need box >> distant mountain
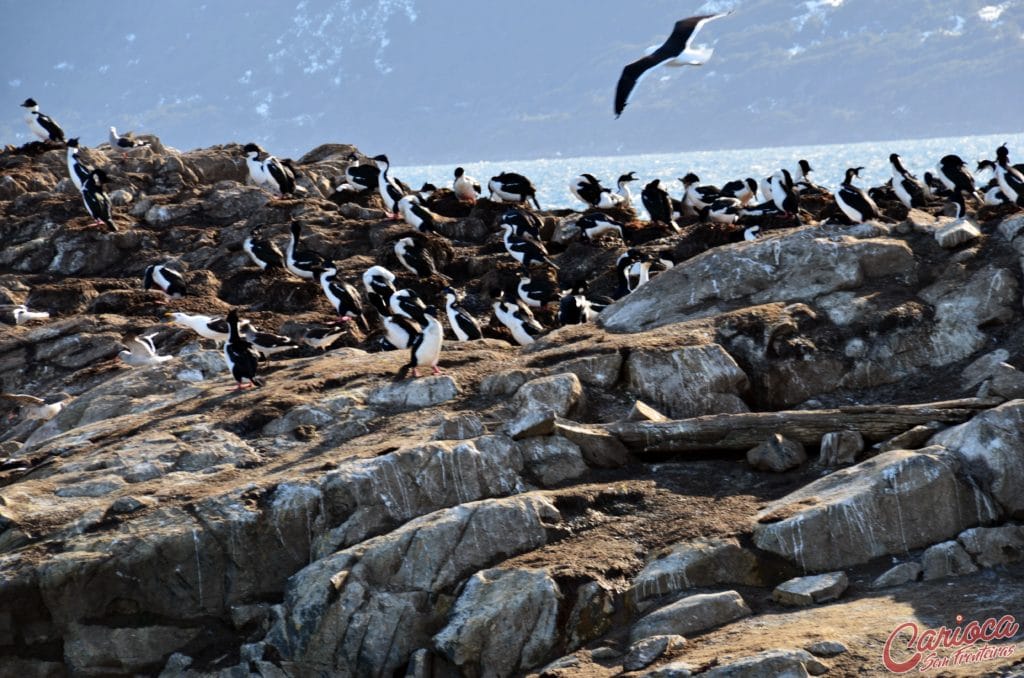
[2,0,1021,163]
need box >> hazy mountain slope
[1,0,1020,162]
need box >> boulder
[433,413,486,440]
[805,640,848,658]
[624,344,750,418]
[263,495,561,675]
[921,540,979,580]
[367,375,460,411]
[552,419,630,468]
[506,373,584,435]
[875,422,946,453]
[630,590,751,642]
[517,436,588,486]
[957,524,1024,568]
[433,568,561,678]
[772,572,848,606]
[991,363,1024,399]
[934,219,981,248]
[565,581,615,651]
[961,350,1012,389]
[870,562,922,589]
[699,649,828,677]
[929,400,1024,516]
[623,635,686,671]
[65,623,201,674]
[556,352,623,388]
[747,434,806,472]
[818,430,864,467]
[601,229,914,332]
[627,538,762,610]
[754,447,998,572]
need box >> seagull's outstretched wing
[0,393,45,407]
[614,12,731,117]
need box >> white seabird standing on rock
[286,221,327,279]
[166,311,251,346]
[373,154,405,218]
[243,143,297,196]
[108,126,148,159]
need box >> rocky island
[1,138,1023,677]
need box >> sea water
[397,132,1024,213]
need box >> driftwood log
[598,397,1002,453]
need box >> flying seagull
[614,12,730,117]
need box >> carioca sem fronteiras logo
[882,614,1019,673]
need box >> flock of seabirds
[5,11,1024,425]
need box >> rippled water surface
[397,132,1024,212]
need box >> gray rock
[433,568,561,678]
[999,213,1024,245]
[624,344,750,419]
[930,400,1024,515]
[772,572,848,606]
[602,230,914,332]
[934,219,982,248]
[367,375,460,411]
[805,640,848,658]
[479,369,536,397]
[513,373,584,419]
[108,496,147,515]
[957,524,1024,568]
[922,540,979,580]
[122,462,164,483]
[557,352,623,388]
[505,409,556,440]
[747,433,806,472]
[55,477,125,498]
[700,649,827,677]
[623,635,686,671]
[643,662,694,677]
[630,590,751,642]
[961,350,1012,389]
[565,581,615,651]
[65,623,201,674]
[517,436,588,486]
[875,422,946,453]
[871,562,922,589]
[627,538,762,610]
[553,419,630,468]
[627,400,671,423]
[991,362,1024,399]
[433,413,486,440]
[818,430,864,467]
[263,495,561,676]
[754,447,997,572]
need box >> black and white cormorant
[443,287,483,341]
[20,98,64,142]
[224,309,263,389]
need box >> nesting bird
[834,167,881,224]
[1,392,68,421]
[243,229,286,270]
[286,221,327,279]
[889,154,927,209]
[65,138,93,191]
[394,237,450,281]
[500,224,559,269]
[442,287,483,341]
[11,305,50,325]
[20,98,64,142]
[243,143,297,196]
[453,167,482,203]
[492,296,545,346]
[143,264,187,301]
[489,172,541,209]
[373,154,405,218]
[318,266,367,330]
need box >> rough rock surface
[2,140,1024,676]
